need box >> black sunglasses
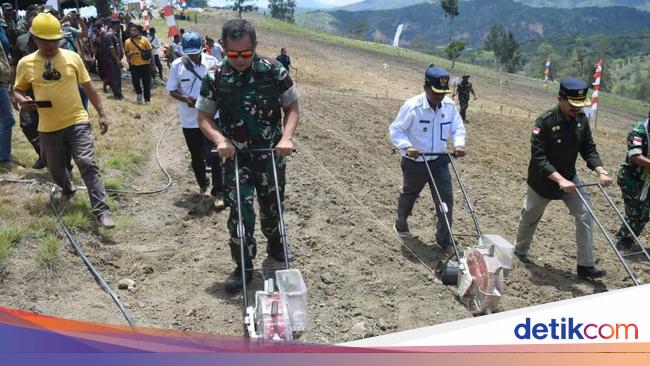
[43,59,61,81]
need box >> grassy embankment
[0,68,170,270]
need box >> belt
[404,155,439,163]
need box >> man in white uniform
[389,66,466,254]
[166,31,224,209]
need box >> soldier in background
[615,110,650,252]
[452,74,476,123]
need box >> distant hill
[298,0,650,47]
[335,0,650,12]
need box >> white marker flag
[392,24,404,47]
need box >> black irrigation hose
[48,187,136,327]
[0,117,178,328]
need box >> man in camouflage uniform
[452,74,476,123]
[615,111,650,251]
[196,19,300,293]
[1,3,17,53]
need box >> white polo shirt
[166,53,219,128]
[389,93,466,162]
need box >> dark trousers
[130,64,152,102]
[459,100,469,121]
[104,58,123,99]
[182,128,223,196]
[223,155,286,265]
[152,55,163,79]
[39,123,110,215]
[397,156,454,246]
[19,108,41,157]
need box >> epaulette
[540,109,554,121]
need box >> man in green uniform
[513,77,613,280]
[196,19,300,293]
[452,74,476,122]
[615,111,650,251]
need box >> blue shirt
[276,54,290,69]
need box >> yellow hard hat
[29,13,64,41]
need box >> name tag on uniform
[181,78,190,82]
[419,120,430,124]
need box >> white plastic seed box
[482,234,515,276]
[275,269,308,332]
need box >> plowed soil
[1,11,649,344]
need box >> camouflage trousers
[223,153,286,266]
[616,173,650,240]
[459,97,469,121]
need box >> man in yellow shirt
[124,23,153,104]
[13,13,115,229]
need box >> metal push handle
[420,152,483,238]
[233,153,250,336]
[574,183,641,285]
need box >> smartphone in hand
[33,100,53,108]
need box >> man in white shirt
[170,33,184,62]
[166,31,224,209]
[389,66,466,254]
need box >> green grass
[36,233,60,265]
[104,176,126,191]
[61,200,93,230]
[29,217,58,237]
[25,195,52,216]
[105,150,145,174]
[0,225,24,263]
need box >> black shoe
[435,241,455,256]
[514,250,532,264]
[61,183,77,203]
[267,247,295,262]
[225,265,253,293]
[577,265,607,280]
[32,159,46,169]
[393,220,413,239]
[616,237,633,251]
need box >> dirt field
[1,12,649,344]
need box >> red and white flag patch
[532,127,541,135]
[632,136,643,146]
